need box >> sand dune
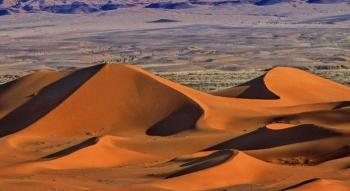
[0,64,349,190]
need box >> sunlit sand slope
[0,64,349,191]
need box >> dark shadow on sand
[206,124,342,151]
[146,103,203,136]
[166,150,236,178]
[0,64,104,137]
[42,137,99,160]
[212,75,280,100]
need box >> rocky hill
[0,0,349,15]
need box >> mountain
[0,0,349,15]
[0,0,135,14]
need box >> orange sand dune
[0,64,349,191]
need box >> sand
[0,64,349,190]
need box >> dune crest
[0,64,349,190]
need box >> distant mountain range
[0,0,349,15]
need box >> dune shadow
[206,124,342,151]
[281,178,320,191]
[146,103,203,136]
[213,75,279,99]
[0,65,103,137]
[334,101,350,110]
[166,150,236,179]
[0,75,24,93]
[42,137,99,160]
[312,144,350,164]
[236,75,279,99]
[275,108,350,126]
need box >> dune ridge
[0,64,349,190]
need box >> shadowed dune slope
[213,66,350,103]
[0,65,102,137]
[212,75,280,99]
[264,67,350,104]
[282,178,350,191]
[206,124,343,151]
[0,70,71,119]
[4,64,202,140]
[0,64,349,191]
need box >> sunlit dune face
[0,64,349,191]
